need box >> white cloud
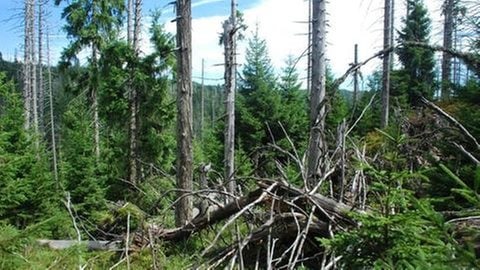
[192,0,224,8]
[158,0,447,89]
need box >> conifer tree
[0,73,58,227]
[237,29,280,157]
[397,0,436,105]
[55,0,125,160]
[278,55,308,149]
[60,99,106,218]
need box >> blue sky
[0,0,259,61]
[0,0,444,89]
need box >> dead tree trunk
[92,46,100,160]
[381,0,392,128]
[37,0,44,134]
[175,0,194,227]
[127,0,133,45]
[83,0,99,160]
[352,44,359,112]
[224,0,237,197]
[441,0,454,100]
[23,0,33,130]
[46,30,58,186]
[30,0,38,137]
[200,58,205,140]
[307,0,327,188]
[128,0,141,185]
[307,0,312,95]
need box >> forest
[0,0,480,269]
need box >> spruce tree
[0,73,58,228]
[60,98,106,218]
[240,28,276,94]
[98,13,176,198]
[237,29,281,158]
[278,55,308,150]
[397,0,436,105]
[55,0,125,159]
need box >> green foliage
[278,55,309,150]
[56,0,125,63]
[349,72,382,136]
[241,28,276,95]
[325,199,471,269]
[92,12,176,198]
[60,99,107,219]
[397,0,436,105]
[439,164,480,208]
[0,73,60,230]
[324,128,476,268]
[325,68,348,128]
[236,35,309,176]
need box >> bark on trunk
[175,0,194,227]
[224,0,237,197]
[46,30,58,186]
[307,0,327,188]
[91,45,100,160]
[30,0,38,137]
[37,1,44,134]
[23,0,32,130]
[128,0,141,185]
[200,58,204,140]
[441,0,454,100]
[127,0,133,45]
[381,0,392,128]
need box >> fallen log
[202,212,329,269]
[37,239,121,251]
[146,180,358,244]
[258,179,359,225]
[149,187,269,241]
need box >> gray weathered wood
[128,0,142,184]
[307,0,327,188]
[441,0,454,100]
[381,0,392,128]
[224,0,237,197]
[46,30,58,185]
[175,0,194,227]
[37,240,121,251]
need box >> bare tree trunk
[128,0,141,185]
[307,0,312,95]
[352,44,359,111]
[200,58,205,140]
[441,0,454,100]
[92,46,100,160]
[381,0,392,128]
[38,0,44,134]
[23,0,32,130]
[306,0,327,189]
[175,0,193,227]
[46,30,58,186]
[30,0,38,139]
[127,0,133,45]
[224,0,237,197]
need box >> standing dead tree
[46,29,58,186]
[381,0,392,128]
[175,0,194,227]
[37,0,45,134]
[128,0,142,185]
[223,0,237,198]
[307,0,327,189]
[23,0,36,131]
[442,0,454,100]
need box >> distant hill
[0,53,22,84]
